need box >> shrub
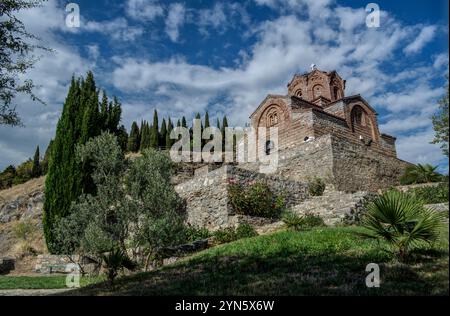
[360,190,445,261]
[213,224,258,244]
[308,177,326,196]
[282,211,304,231]
[13,220,37,254]
[400,164,443,185]
[184,226,211,243]
[101,248,137,286]
[282,211,325,231]
[303,214,326,228]
[213,228,237,244]
[407,183,449,204]
[228,181,285,218]
[235,223,258,239]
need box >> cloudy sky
[0,0,448,172]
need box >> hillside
[0,177,47,273]
[65,226,449,296]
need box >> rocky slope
[0,177,47,261]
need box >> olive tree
[54,132,187,282]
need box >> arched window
[351,105,367,127]
[333,86,340,100]
[267,109,279,127]
[313,85,323,99]
[295,89,303,98]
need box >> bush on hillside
[228,181,285,219]
[406,183,449,204]
[282,211,325,231]
[400,164,443,185]
[213,224,258,244]
[360,190,445,261]
[308,177,326,196]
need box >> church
[175,67,413,229]
[250,66,397,158]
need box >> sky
[0,0,448,173]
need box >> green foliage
[127,121,140,152]
[406,183,449,204]
[101,248,137,285]
[140,121,151,150]
[213,228,238,244]
[150,109,159,149]
[0,165,16,189]
[431,76,449,157]
[184,226,211,243]
[213,224,258,244]
[54,134,186,274]
[400,164,443,185]
[282,211,325,231]
[235,223,258,239]
[360,190,445,261]
[308,177,326,196]
[0,0,50,126]
[228,181,285,219]
[31,146,41,178]
[44,72,123,253]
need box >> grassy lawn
[0,275,103,290]
[65,225,449,296]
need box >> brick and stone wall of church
[175,165,309,231]
[329,135,412,192]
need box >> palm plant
[360,190,444,261]
[400,164,443,185]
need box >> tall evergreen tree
[150,110,159,149]
[160,118,167,148]
[140,121,151,150]
[43,72,123,253]
[166,118,174,148]
[216,118,221,130]
[181,116,187,128]
[127,121,140,152]
[204,111,210,129]
[31,146,41,178]
[221,116,229,147]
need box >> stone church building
[251,67,397,157]
[175,68,413,230]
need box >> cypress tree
[221,116,229,147]
[216,118,221,130]
[166,118,174,148]
[160,118,167,149]
[43,71,123,253]
[127,121,140,152]
[181,116,187,128]
[150,110,159,149]
[204,111,210,129]
[31,145,41,178]
[140,121,151,150]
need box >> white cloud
[84,18,144,41]
[165,3,186,42]
[403,25,437,54]
[396,128,447,170]
[125,0,164,21]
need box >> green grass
[0,275,103,290]
[65,225,449,296]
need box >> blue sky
[0,0,448,172]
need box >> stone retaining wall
[175,165,309,231]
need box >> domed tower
[287,67,346,107]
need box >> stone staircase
[289,189,375,226]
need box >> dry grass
[0,176,45,203]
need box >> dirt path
[0,288,71,296]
